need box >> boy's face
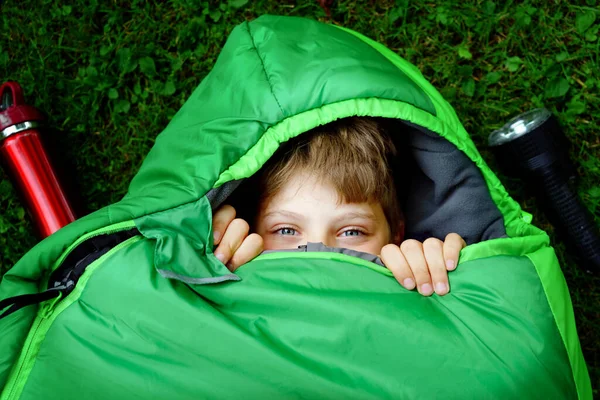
[255,173,392,255]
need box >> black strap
[0,284,70,319]
[1,228,139,320]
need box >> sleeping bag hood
[0,15,592,399]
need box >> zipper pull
[40,288,68,318]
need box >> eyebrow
[262,210,305,220]
[263,210,377,223]
[335,211,378,223]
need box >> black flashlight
[488,108,600,274]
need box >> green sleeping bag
[0,15,592,399]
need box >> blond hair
[256,117,403,240]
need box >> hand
[380,233,466,296]
[212,204,264,272]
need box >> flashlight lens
[488,108,552,146]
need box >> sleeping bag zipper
[0,227,139,319]
[261,242,385,266]
[0,232,142,400]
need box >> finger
[423,238,449,296]
[212,205,236,245]
[443,233,467,271]
[213,218,249,266]
[380,244,416,290]
[227,233,264,272]
[399,240,433,296]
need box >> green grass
[1,0,599,392]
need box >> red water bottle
[0,81,76,238]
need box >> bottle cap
[0,81,45,142]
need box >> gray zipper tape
[261,242,385,267]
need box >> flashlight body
[535,163,600,273]
[0,81,76,238]
[490,112,600,274]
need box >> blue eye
[277,227,297,236]
[341,230,362,237]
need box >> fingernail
[420,283,433,296]
[435,282,448,295]
[215,252,225,263]
[446,260,456,270]
[213,231,220,243]
[403,278,416,290]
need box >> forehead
[266,173,347,206]
[263,173,384,216]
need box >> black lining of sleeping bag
[396,120,507,244]
[48,228,140,291]
[207,179,243,210]
[0,228,139,320]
